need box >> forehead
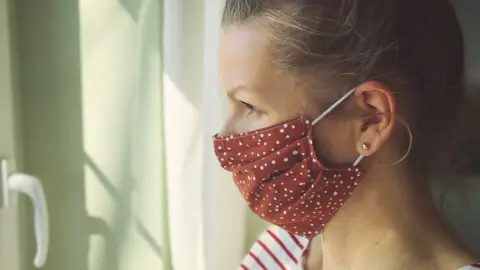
[218,23,317,120]
[218,23,272,92]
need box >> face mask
[213,88,365,239]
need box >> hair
[222,0,480,176]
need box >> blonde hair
[222,0,480,176]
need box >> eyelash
[240,101,262,115]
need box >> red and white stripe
[239,226,308,270]
[239,226,480,270]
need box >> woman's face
[218,23,362,165]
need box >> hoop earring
[379,115,413,167]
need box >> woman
[213,0,480,269]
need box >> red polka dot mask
[213,89,366,239]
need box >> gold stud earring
[362,142,370,150]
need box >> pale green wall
[0,1,26,269]
[13,0,166,269]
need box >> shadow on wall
[14,0,164,269]
[85,155,163,270]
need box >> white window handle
[0,159,49,268]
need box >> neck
[306,164,475,270]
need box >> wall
[0,0,26,269]
[433,0,480,255]
[454,0,480,88]
[14,0,166,269]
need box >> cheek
[312,120,357,165]
[219,112,272,137]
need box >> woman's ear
[353,81,396,156]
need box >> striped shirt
[240,226,480,270]
[240,226,308,270]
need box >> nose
[218,119,234,137]
[217,112,242,137]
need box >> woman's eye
[240,101,262,115]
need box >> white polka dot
[276,141,280,144]
[284,158,289,162]
[293,151,298,155]
[280,129,285,133]
[260,134,264,137]
[272,160,276,164]
[333,191,338,195]
[292,125,295,129]
[218,146,222,150]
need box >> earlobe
[356,127,382,156]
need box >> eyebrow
[227,85,248,97]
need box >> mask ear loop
[311,88,357,126]
[310,88,362,167]
[353,155,365,166]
